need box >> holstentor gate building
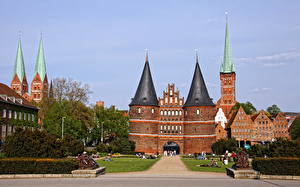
[128,19,236,154]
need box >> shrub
[247,138,300,158]
[252,158,300,175]
[0,158,78,174]
[211,138,238,155]
[247,144,268,157]
[96,138,135,154]
[3,128,83,158]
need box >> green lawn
[181,158,234,173]
[97,157,159,173]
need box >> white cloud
[251,87,271,93]
[255,52,300,61]
[263,62,286,67]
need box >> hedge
[252,157,300,176]
[0,158,79,174]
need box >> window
[180,100,182,105]
[164,110,167,115]
[24,113,26,120]
[14,111,17,119]
[175,111,178,116]
[196,109,200,115]
[175,97,178,103]
[170,90,173,95]
[19,112,22,120]
[151,108,154,114]
[171,111,174,116]
[28,113,31,121]
[170,97,173,104]
[138,108,141,114]
[160,111,163,115]
[168,111,171,116]
[2,109,6,118]
[8,110,12,119]
[32,114,35,121]
[160,100,163,105]
[165,98,168,104]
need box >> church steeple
[129,53,158,106]
[184,53,214,107]
[220,13,235,73]
[34,36,47,82]
[31,35,49,103]
[11,38,28,95]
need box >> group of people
[163,150,177,157]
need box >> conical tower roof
[34,37,47,82]
[129,53,158,106]
[13,39,26,82]
[184,54,214,107]
[220,14,235,73]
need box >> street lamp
[61,117,66,139]
[101,121,104,143]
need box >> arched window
[170,97,173,104]
[164,110,167,115]
[151,108,155,114]
[160,110,163,115]
[138,108,141,114]
[175,111,178,116]
[171,111,174,116]
[179,111,182,115]
[168,111,171,116]
[196,109,200,115]
[165,98,168,104]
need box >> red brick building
[128,52,216,154]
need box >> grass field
[181,158,234,173]
[97,157,159,173]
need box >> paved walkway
[106,156,225,177]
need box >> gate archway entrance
[163,141,180,154]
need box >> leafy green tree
[92,106,129,145]
[211,138,238,155]
[267,104,281,116]
[232,102,257,115]
[290,116,300,140]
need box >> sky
[0,0,299,112]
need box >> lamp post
[61,117,66,139]
[101,121,104,143]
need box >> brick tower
[217,15,236,116]
[11,39,29,96]
[128,52,159,153]
[31,37,49,103]
[182,53,217,153]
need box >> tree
[267,104,281,116]
[211,138,238,155]
[290,116,300,140]
[91,106,129,145]
[41,78,93,141]
[52,78,91,104]
[232,102,257,115]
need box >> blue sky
[0,0,299,111]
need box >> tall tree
[290,116,300,140]
[267,104,281,116]
[232,102,257,115]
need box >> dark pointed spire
[184,55,215,107]
[129,53,158,106]
[49,80,54,98]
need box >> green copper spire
[34,36,47,82]
[13,39,26,81]
[220,13,236,73]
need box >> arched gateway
[163,141,180,154]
